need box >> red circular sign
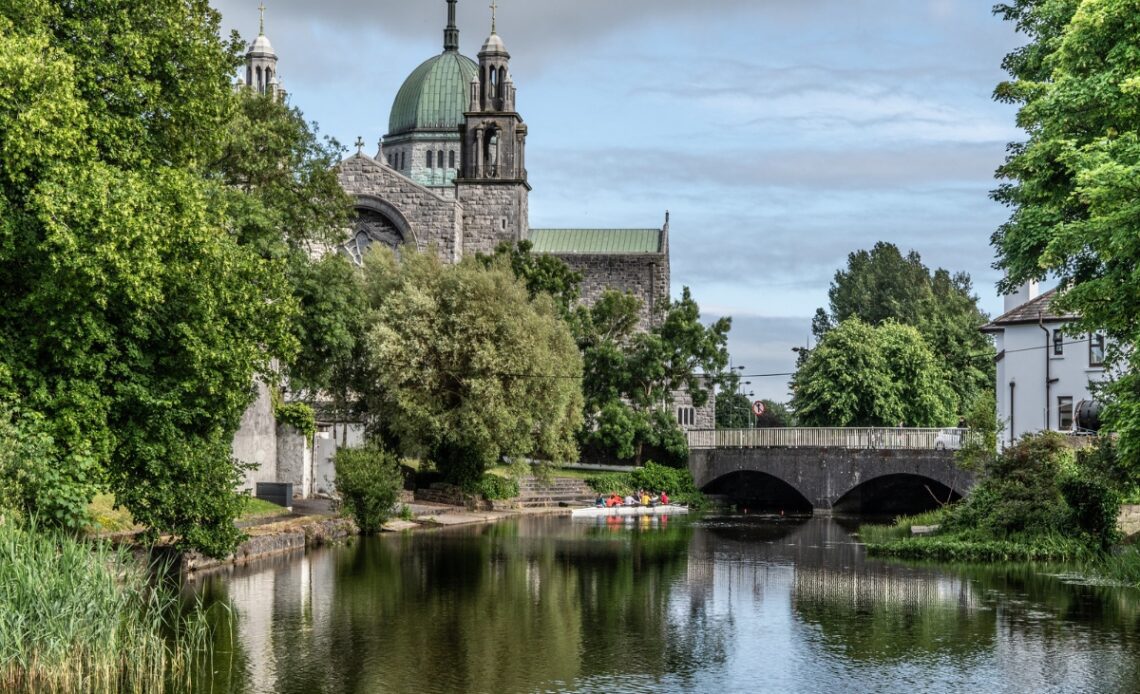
[751,400,766,417]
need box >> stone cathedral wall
[552,253,671,331]
[338,155,463,262]
[458,183,528,255]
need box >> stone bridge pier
[689,448,974,515]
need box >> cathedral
[231,1,712,496]
[242,0,672,329]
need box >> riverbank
[860,504,1140,585]
[177,499,568,573]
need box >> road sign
[751,400,766,417]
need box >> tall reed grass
[0,518,211,693]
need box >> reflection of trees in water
[566,519,731,685]
[190,517,731,693]
[695,517,995,662]
[189,516,1140,693]
[793,565,992,662]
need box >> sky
[211,0,1027,401]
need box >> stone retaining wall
[413,483,469,506]
[179,517,357,573]
[1119,504,1140,538]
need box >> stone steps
[516,477,595,508]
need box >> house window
[426,151,433,169]
[1053,329,1064,356]
[1058,396,1074,431]
[1089,333,1106,367]
[677,407,695,427]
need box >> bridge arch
[689,446,973,514]
[701,470,813,514]
[831,473,963,515]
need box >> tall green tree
[477,241,583,320]
[991,0,1140,473]
[812,242,994,413]
[792,319,956,427]
[578,289,731,466]
[0,1,348,554]
[357,249,584,485]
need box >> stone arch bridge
[687,428,974,515]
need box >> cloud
[212,0,1019,351]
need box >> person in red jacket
[659,490,670,506]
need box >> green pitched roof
[388,51,478,136]
[529,229,664,255]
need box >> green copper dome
[388,51,478,136]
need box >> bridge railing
[686,428,966,451]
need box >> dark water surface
[189,515,1140,693]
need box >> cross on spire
[355,136,365,156]
[489,0,498,34]
[258,1,266,35]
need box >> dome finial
[444,0,459,52]
[258,1,266,36]
[489,0,498,34]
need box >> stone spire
[444,0,459,52]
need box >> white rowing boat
[570,504,689,518]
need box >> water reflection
[191,516,1140,694]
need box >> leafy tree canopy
[792,319,956,427]
[477,241,583,320]
[357,249,584,486]
[0,1,350,554]
[812,242,995,414]
[991,0,1140,469]
[579,288,730,466]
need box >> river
[189,515,1140,693]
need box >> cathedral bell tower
[243,2,284,101]
[456,5,530,254]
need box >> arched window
[485,129,499,175]
[426,151,433,169]
[437,150,444,170]
[255,66,263,93]
[449,150,455,169]
[489,67,498,99]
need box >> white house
[982,283,1109,447]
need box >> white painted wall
[994,319,1108,446]
[232,381,279,492]
[312,423,365,498]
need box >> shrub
[334,445,403,534]
[274,401,316,439]
[1060,475,1121,550]
[472,474,520,501]
[586,461,705,508]
[943,432,1072,537]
